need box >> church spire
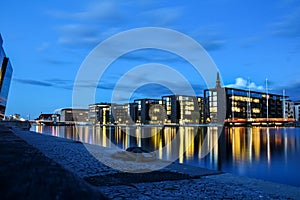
[216,72,221,88]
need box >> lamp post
[266,79,269,122]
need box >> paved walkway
[0,125,106,199]
[2,125,300,199]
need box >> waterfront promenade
[1,125,300,199]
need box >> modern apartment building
[162,95,203,124]
[88,103,111,124]
[111,103,131,124]
[0,34,13,119]
[204,73,294,125]
[87,73,295,125]
[134,99,163,124]
[294,102,300,122]
[61,108,89,122]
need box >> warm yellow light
[252,108,260,113]
[210,108,217,112]
[253,99,260,103]
[231,96,260,103]
[232,107,241,112]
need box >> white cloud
[226,77,264,91]
[235,77,247,87]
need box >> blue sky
[1,0,300,119]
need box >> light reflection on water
[31,125,300,187]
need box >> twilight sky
[1,0,300,119]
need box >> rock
[111,147,156,162]
[125,147,150,153]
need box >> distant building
[60,108,89,122]
[129,103,138,123]
[203,72,227,123]
[162,95,202,124]
[134,99,163,124]
[111,104,131,124]
[204,73,293,125]
[283,100,294,119]
[88,103,111,124]
[36,113,60,121]
[87,73,297,126]
[294,102,300,122]
[0,34,13,119]
[111,103,138,124]
[88,102,138,124]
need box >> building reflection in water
[32,124,300,186]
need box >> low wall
[0,121,31,130]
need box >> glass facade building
[88,103,111,124]
[0,34,13,119]
[134,99,162,124]
[204,73,293,125]
[61,108,89,122]
[87,73,294,125]
[162,95,203,124]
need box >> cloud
[42,58,73,65]
[48,1,122,22]
[190,26,227,51]
[45,78,71,85]
[14,78,54,87]
[50,1,186,49]
[239,36,263,49]
[141,7,183,26]
[200,39,226,51]
[226,77,264,91]
[58,35,101,48]
[228,76,300,101]
[14,77,112,90]
[50,1,126,48]
[13,78,72,90]
[58,24,98,37]
[51,1,226,54]
[57,24,102,47]
[116,49,183,64]
[273,81,300,101]
[271,7,300,38]
[36,42,50,52]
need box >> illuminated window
[185,111,191,115]
[252,108,260,113]
[232,107,241,112]
[210,108,217,113]
[153,108,160,112]
[253,99,260,103]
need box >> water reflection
[32,125,300,186]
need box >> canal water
[31,125,300,187]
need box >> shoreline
[31,121,298,128]
[2,126,300,199]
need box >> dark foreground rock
[84,171,192,186]
[0,125,106,200]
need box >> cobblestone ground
[14,128,118,178]
[98,175,300,200]
[0,126,106,199]
[13,128,300,200]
